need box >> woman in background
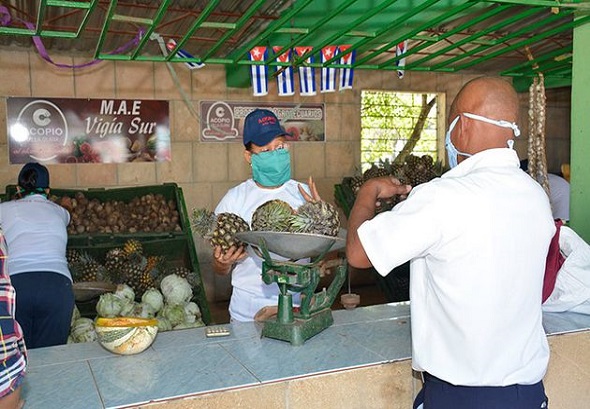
[0,162,74,349]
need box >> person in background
[212,109,317,322]
[0,231,26,409]
[346,77,555,409]
[0,162,74,349]
[520,159,570,221]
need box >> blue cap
[243,109,289,147]
[18,162,50,188]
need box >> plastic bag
[542,226,590,314]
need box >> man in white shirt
[346,77,555,409]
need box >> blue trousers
[11,272,74,349]
[414,372,548,409]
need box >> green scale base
[261,309,334,346]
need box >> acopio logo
[32,108,51,126]
[13,99,69,161]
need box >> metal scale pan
[235,229,346,261]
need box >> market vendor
[346,77,555,409]
[0,162,74,349]
[211,109,317,322]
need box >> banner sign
[199,101,325,142]
[6,97,170,164]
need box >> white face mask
[445,112,520,168]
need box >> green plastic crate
[3,183,211,324]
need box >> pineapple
[104,247,128,284]
[289,201,340,237]
[363,165,390,181]
[120,256,152,299]
[66,248,83,265]
[251,199,294,232]
[70,252,107,283]
[123,239,143,257]
[191,208,250,253]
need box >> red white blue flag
[338,45,355,90]
[396,40,408,79]
[249,46,269,96]
[273,46,295,97]
[166,39,205,70]
[294,46,316,96]
[320,46,338,93]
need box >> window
[360,90,444,172]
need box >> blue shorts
[413,373,548,409]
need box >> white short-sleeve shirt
[358,148,555,386]
[215,179,308,321]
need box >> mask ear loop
[462,112,520,137]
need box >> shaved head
[448,76,520,156]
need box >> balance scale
[236,230,347,346]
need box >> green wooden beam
[405,6,542,70]
[454,12,587,71]
[570,16,590,240]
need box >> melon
[95,317,158,355]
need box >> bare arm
[346,177,411,268]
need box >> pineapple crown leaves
[191,208,216,239]
[251,200,294,232]
[289,200,340,237]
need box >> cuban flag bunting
[338,45,356,90]
[396,40,408,79]
[249,46,269,96]
[294,46,316,96]
[320,46,338,93]
[166,39,205,70]
[273,46,295,96]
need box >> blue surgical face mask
[251,148,291,187]
[445,112,520,169]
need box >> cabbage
[141,288,164,313]
[133,302,156,319]
[119,300,137,317]
[96,293,123,317]
[114,284,135,303]
[160,303,186,327]
[71,318,97,343]
[160,274,192,305]
[71,305,81,327]
[184,302,201,324]
[156,316,172,332]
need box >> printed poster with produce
[199,101,325,142]
[6,97,171,164]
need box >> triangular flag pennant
[273,46,295,97]
[249,46,268,96]
[294,46,316,96]
[338,45,355,90]
[396,40,408,79]
[166,39,205,70]
[320,46,338,93]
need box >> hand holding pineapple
[212,244,247,276]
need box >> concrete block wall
[0,48,571,306]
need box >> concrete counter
[22,303,590,408]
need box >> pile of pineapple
[192,199,340,254]
[68,238,200,301]
[51,192,182,235]
[345,154,442,213]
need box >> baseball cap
[243,109,289,147]
[18,162,50,188]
